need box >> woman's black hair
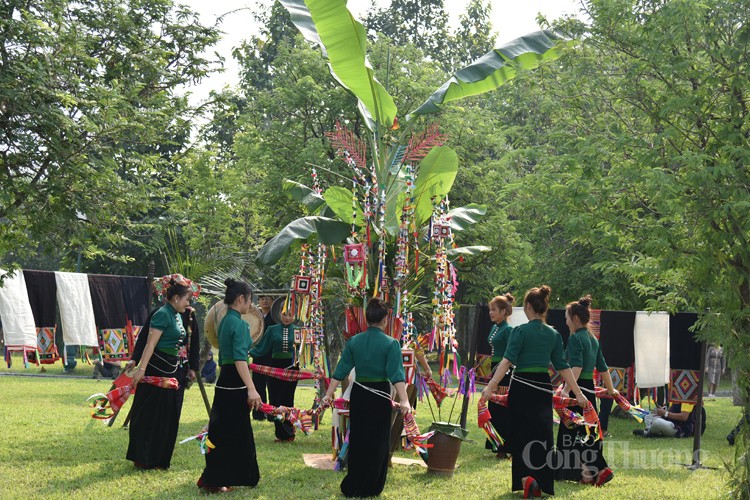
[365,297,390,324]
[165,279,190,301]
[224,278,252,305]
[567,294,593,325]
[524,285,552,316]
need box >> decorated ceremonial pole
[459,304,481,429]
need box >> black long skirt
[198,365,260,488]
[251,353,272,420]
[126,352,187,469]
[267,357,299,440]
[555,378,608,481]
[486,363,513,454]
[341,381,392,498]
[509,372,555,496]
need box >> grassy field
[0,366,743,499]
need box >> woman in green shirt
[249,309,299,442]
[485,292,515,458]
[126,277,195,469]
[198,278,262,493]
[555,295,618,487]
[482,285,587,498]
[322,297,411,498]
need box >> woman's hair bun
[578,294,593,308]
[224,278,236,287]
[504,292,516,305]
[539,285,551,298]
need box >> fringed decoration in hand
[87,375,179,419]
[478,399,504,451]
[402,411,433,463]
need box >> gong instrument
[204,301,265,349]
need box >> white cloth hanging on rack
[634,311,670,388]
[0,268,38,352]
[54,271,98,348]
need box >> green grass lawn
[0,368,743,499]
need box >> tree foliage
[0,0,220,269]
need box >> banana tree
[258,0,570,266]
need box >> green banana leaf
[446,245,492,260]
[284,180,326,212]
[278,0,397,131]
[409,30,571,118]
[447,204,487,231]
[413,146,459,225]
[323,186,363,225]
[256,216,350,266]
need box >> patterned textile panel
[589,309,601,338]
[35,326,59,363]
[669,369,701,404]
[549,366,563,387]
[608,366,635,401]
[98,328,131,360]
[474,354,492,384]
[401,349,415,385]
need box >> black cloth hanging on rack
[546,308,570,347]
[119,276,151,326]
[599,310,636,368]
[87,275,128,329]
[669,312,700,370]
[23,270,57,327]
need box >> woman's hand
[321,393,334,407]
[247,388,261,409]
[125,360,136,373]
[575,392,588,407]
[398,400,412,415]
[481,380,498,401]
[188,369,196,381]
[131,368,145,387]
[607,388,620,398]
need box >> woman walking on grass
[197,279,262,493]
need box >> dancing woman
[126,276,198,469]
[482,285,587,498]
[249,309,299,442]
[322,297,411,498]
[485,293,515,458]
[198,279,262,492]
[556,295,617,486]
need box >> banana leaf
[323,186,363,224]
[278,0,397,131]
[412,146,458,225]
[409,30,571,118]
[256,216,350,266]
[446,246,492,261]
[447,204,487,231]
[284,180,326,212]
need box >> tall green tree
[0,0,220,269]
[364,0,450,65]
[455,1,750,490]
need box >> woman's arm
[480,358,512,400]
[394,381,411,415]
[322,378,341,403]
[415,350,432,378]
[132,328,163,386]
[558,368,588,406]
[236,360,261,408]
[600,370,619,396]
[560,366,582,395]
